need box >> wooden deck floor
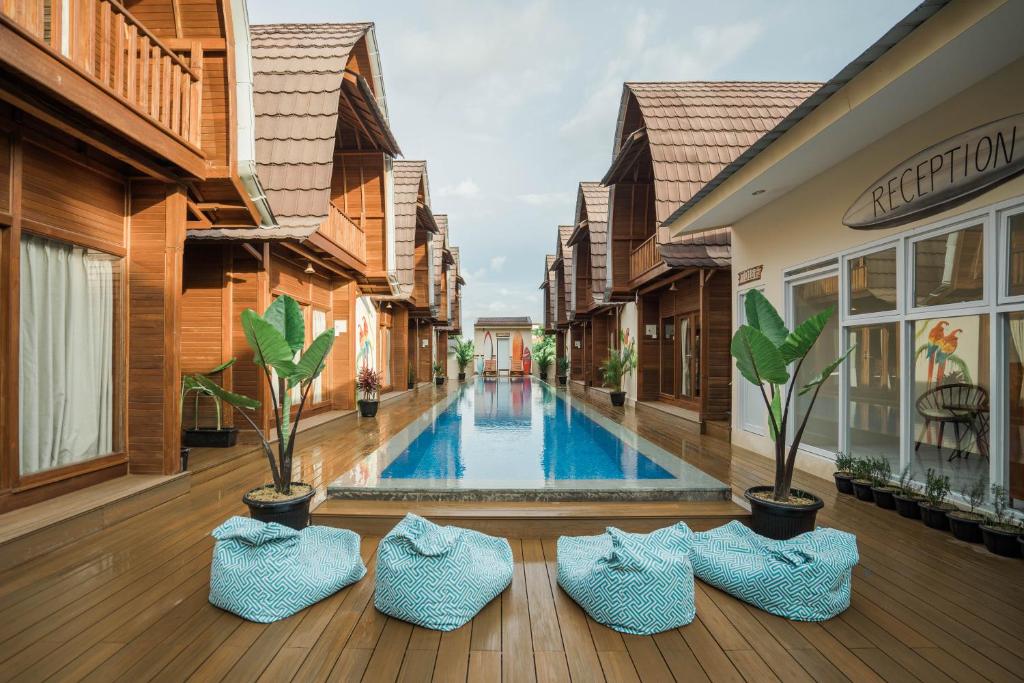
[1,383,1023,682]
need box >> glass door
[660,316,675,395]
[678,313,700,399]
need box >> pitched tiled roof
[540,254,555,289]
[249,23,398,237]
[555,225,574,318]
[660,227,731,268]
[570,182,610,305]
[475,317,532,327]
[605,82,820,231]
[393,160,436,296]
[432,214,448,308]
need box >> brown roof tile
[606,82,820,232]
[571,182,610,306]
[393,160,432,295]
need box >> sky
[247,0,921,330]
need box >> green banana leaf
[732,324,790,386]
[778,307,833,364]
[242,309,298,376]
[289,330,335,387]
[205,358,236,375]
[799,346,855,396]
[744,289,788,347]
[194,374,261,410]
[264,295,306,354]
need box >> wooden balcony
[630,234,659,281]
[314,203,367,271]
[0,0,206,176]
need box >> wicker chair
[509,359,524,377]
[483,359,498,377]
[914,382,989,461]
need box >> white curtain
[20,234,114,475]
[1011,317,1024,403]
[312,309,327,403]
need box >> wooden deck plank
[0,383,1020,683]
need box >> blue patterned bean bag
[691,521,858,621]
[209,516,366,623]
[375,514,513,631]
[557,524,696,635]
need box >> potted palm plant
[832,451,856,494]
[599,332,636,407]
[893,466,924,519]
[194,295,333,530]
[919,468,954,531]
[533,335,555,381]
[433,361,446,385]
[556,357,570,386]
[947,477,986,543]
[180,359,239,449]
[980,485,1022,557]
[730,289,853,539]
[454,337,474,380]
[356,366,382,417]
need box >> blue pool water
[380,379,674,482]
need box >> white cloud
[490,256,507,272]
[516,191,575,207]
[436,179,480,198]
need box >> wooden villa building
[551,224,574,380]
[566,181,615,388]
[597,81,819,428]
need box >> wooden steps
[311,499,750,537]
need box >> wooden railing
[2,0,203,149]
[630,234,659,281]
[320,204,367,264]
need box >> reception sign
[844,113,1024,229]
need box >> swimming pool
[328,378,730,502]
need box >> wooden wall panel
[20,142,125,250]
[228,247,265,434]
[638,296,661,400]
[332,153,385,272]
[180,242,228,428]
[704,271,732,421]
[0,133,10,214]
[570,323,583,379]
[609,180,655,288]
[391,304,409,391]
[417,322,432,383]
[591,313,610,386]
[127,180,184,475]
[330,282,355,409]
[200,53,229,166]
[271,254,308,301]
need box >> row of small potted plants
[833,453,1023,558]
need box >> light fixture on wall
[385,301,393,310]
[304,261,316,275]
[668,281,678,292]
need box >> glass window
[312,309,327,404]
[911,316,989,494]
[848,247,897,315]
[19,233,121,475]
[847,323,900,475]
[792,275,840,453]
[1008,214,1024,297]
[1006,312,1024,504]
[738,290,766,433]
[914,224,984,307]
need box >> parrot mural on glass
[934,328,962,384]
[924,320,948,385]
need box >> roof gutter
[231,1,275,228]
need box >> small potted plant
[433,361,446,385]
[556,357,569,386]
[407,364,416,390]
[947,477,986,543]
[851,458,876,502]
[980,485,1022,557]
[454,337,474,381]
[356,366,383,418]
[196,295,333,530]
[869,459,898,510]
[893,466,923,519]
[730,289,853,539]
[180,359,239,449]
[533,336,555,381]
[919,468,954,531]
[832,451,856,494]
[599,332,636,407]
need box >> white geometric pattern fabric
[691,521,858,621]
[209,516,366,623]
[375,514,513,631]
[557,523,696,635]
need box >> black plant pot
[871,486,898,510]
[408,381,415,390]
[852,480,875,502]
[609,391,626,407]
[179,447,191,472]
[358,399,379,418]
[458,372,466,381]
[182,427,239,448]
[947,512,984,543]
[893,494,922,519]
[435,377,445,386]
[744,486,824,540]
[919,503,954,531]
[558,376,567,386]
[833,473,854,495]
[243,483,315,530]
[980,525,1022,557]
